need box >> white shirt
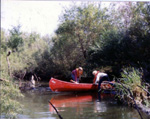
[95,72,107,84]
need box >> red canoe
[49,78,98,92]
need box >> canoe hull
[49,78,98,92]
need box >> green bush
[115,67,150,107]
[0,75,24,118]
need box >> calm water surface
[18,89,150,119]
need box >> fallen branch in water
[117,79,143,119]
[48,101,63,119]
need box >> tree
[87,2,150,78]
[45,3,115,78]
[56,3,111,59]
[7,25,23,51]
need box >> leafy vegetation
[1,77,24,118]
[0,28,47,118]
[87,2,150,79]
[1,2,150,117]
[115,67,150,108]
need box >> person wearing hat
[71,67,83,84]
[92,70,110,91]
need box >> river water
[17,88,150,119]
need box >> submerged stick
[48,101,63,119]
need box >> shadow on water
[18,87,150,119]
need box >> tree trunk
[6,50,11,76]
[77,34,87,59]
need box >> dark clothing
[71,73,79,83]
[71,68,83,83]
[98,75,110,90]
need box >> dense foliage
[1,2,150,117]
[47,2,150,80]
[1,77,23,118]
[2,2,150,80]
[87,2,150,79]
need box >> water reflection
[49,93,95,113]
[49,93,115,115]
[17,90,150,119]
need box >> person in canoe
[70,67,83,84]
[92,70,110,91]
